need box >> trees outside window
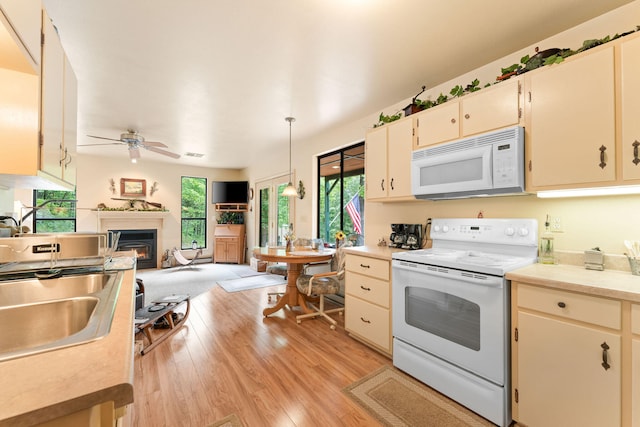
[318,143,364,246]
[181,176,207,249]
[33,190,76,233]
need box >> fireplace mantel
[95,210,170,219]
[96,211,170,268]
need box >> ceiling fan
[80,130,181,162]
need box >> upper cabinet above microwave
[413,77,523,149]
[0,0,41,72]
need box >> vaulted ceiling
[41,0,633,169]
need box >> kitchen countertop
[342,244,406,260]
[506,263,640,303]
[0,262,136,426]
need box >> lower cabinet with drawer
[512,282,622,427]
[344,253,392,356]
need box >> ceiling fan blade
[142,141,168,148]
[77,142,124,147]
[87,134,123,142]
[146,146,181,159]
[129,147,141,160]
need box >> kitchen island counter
[507,263,640,302]
[0,265,136,426]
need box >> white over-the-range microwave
[411,125,526,200]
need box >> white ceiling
[41,0,633,169]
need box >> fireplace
[97,210,169,269]
[111,229,157,269]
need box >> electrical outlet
[551,216,563,232]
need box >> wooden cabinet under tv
[214,224,246,264]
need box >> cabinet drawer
[345,295,390,351]
[632,304,640,335]
[345,271,389,308]
[517,283,621,330]
[346,255,389,280]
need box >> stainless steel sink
[0,271,123,362]
[0,273,111,306]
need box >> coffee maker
[389,223,423,250]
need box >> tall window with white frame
[32,190,77,233]
[181,176,207,249]
[317,142,365,247]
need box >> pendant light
[282,116,298,197]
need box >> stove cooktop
[392,248,536,276]
[392,218,539,276]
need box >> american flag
[346,195,362,234]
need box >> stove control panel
[430,218,538,246]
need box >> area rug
[137,263,266,303]
[207,413,244,427]
[217,274,286,292]
[343,366,494,427]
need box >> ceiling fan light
[282,182,298,197]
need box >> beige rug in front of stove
[343,365,495,427]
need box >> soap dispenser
[539,215,555,264]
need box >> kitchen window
[181,176,207,249]
[317,142,364,246]
[32,190,76,233]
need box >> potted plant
[218,211,243,224]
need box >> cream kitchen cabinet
[620,35,640,182]
[512,282,622,426]
[344,253,392,356]
[632,304,640,427]
[0,0,41,70]
[40,9,77,187]
[365,117,414,201]
[526,46,616,190]
[413,76,522,149]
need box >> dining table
[253,246,335,317]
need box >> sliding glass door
[256,174,293,247]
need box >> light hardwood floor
[132,284,391,426]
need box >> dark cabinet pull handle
[450,118,456,124]
[633,140,640,166]
[557,302,566,308]
[464,113,470,119]
[380,179,385,191]
[360,317,371,324]
[360,285,371,291]
[601,342,610,370]
[390,178,394,190]
[359,264,370,269]
[599,145,607,169]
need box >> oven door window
[406,286,480,351]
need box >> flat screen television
[212,181,249,204]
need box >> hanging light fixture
[282,116,298,197]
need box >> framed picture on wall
[120,178,146,197]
